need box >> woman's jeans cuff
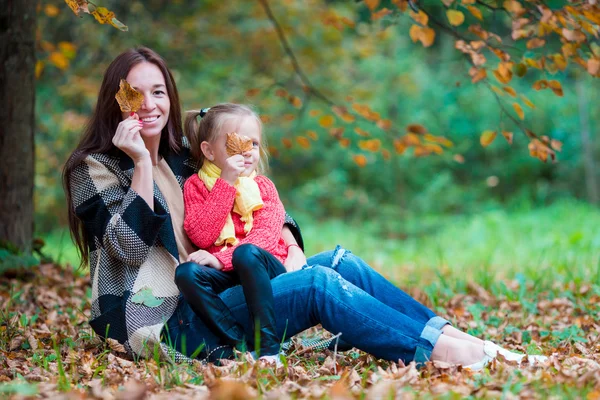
[413,317,450,365]
[427,316,451,331]
[421,316,450,347]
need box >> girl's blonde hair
[184,103,269,174]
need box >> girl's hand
[187,249,224,270]
[112,113,150,163]
[221,154,245,185]
[284,245,307,272]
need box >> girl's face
[122,62,170,141]
[206,116,261,176]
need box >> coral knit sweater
[183,174,287,272]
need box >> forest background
[34,0,599,289]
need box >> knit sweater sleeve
[183,174,237,249]
[214,176,285,271]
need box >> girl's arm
[183,175,237,249]
[281,226,307,272]
[213,176,285,271]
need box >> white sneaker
[464,341,496,371]
[258,353,284,368]
[465,341,548,371]
[485,341,549,366]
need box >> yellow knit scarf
[198,161,263,248]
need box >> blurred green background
[36,0,599,290]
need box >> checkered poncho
[69,138,303,360]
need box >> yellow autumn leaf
[420,27,436,47]
[319,115,335,128]
[281,138,293,149]
[532,80,548,90]
[64,0,88,16]
[354,127,370,137]
[520,94,535,109]
[306,130,318,140]
[339,138,351,148]
[225,132,254,156]
[480,130,497,147]
[513,103,525,120]
[502,131,514,145]
[365,0,380,11]
[358,139,382,152]
[409,10,429,25]
[526,38,546,49]
[469,67,487,83]
[115,79,144,113]
[503,86,517,97]
[406,124,427,135]
[353,154,368,167]
[296,136,311,149]
[35,61,44,79]
[48,52,69,70]
[289,96,303,108]
[45,4,60,17]
[309,109,321,117]
[91,6,115,24]
[447,10,465,26]
[466,5,483,20]
[409,25,422,43]
[377,119,392,130]
[548,80,563,97]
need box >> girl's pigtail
[184,110,203,162]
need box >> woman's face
[122,62,170,141]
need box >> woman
[64,47,546,368]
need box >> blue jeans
[162,246,449,364]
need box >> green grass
[40,199,600,291]
[297,199,600,290]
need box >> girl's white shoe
[464,341,549,371]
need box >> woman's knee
[231,244,261,270]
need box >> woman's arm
[183,175,237,249]
[70,155,168,266]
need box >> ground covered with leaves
[2,263,600,399]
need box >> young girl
[182,103,291,363]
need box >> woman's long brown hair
[62,47,183,268]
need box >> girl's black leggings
[175,243,287,356]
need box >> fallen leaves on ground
[1,264,600,398]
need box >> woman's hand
[284,245,307,272]
[112,113,150,163]
[220,155,245,185]
[187,249,224,270]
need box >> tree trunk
[577,78,599,205]
[0,0,36,252]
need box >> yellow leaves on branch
[469,67,487,83]
[513,103,525,120]
[318,115,335,128]
[529,136,561,162]
[115,79,144,113]
[63,0,128,31]
[532,80,563,96]
[466,6,483,21]
[408,10,435,47]
[410,25,436,47]
[480,130,497,147]
[493,62,513,84]
[409,10,429,26]
[446,10,465,26]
